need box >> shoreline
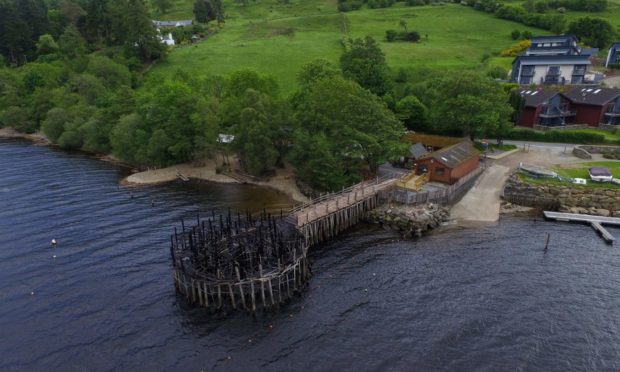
[123,162,309,204]
[0,127,50,144]
[1,127,309,204]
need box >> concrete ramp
[450,164,512,226]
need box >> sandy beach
[124,158,309,203]
[0,128,50,144]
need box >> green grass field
[555,161,620,178]
[149,1,546,93]
[520,161,620,188]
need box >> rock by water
[364,204,449,238]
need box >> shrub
[500,40,532,57]
[608,63,620,70]
[386,29,398,42]
[402,31,421,42]
[384,30,421,42]
[505,128,606,144]
[487,66,508,79]
[511,30,521,40]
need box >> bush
[384,30,420,42]
[505,128,606,144]
[338,0,363,11]
[386,30,397,42]
[402,31,421,42]
[500,40,532,57]
[609,63,620,70]
[487,66,508,79]
[511,30,521,40]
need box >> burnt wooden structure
[170,210,310,312]
[171,175,408,313]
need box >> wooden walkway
[543,211,619,244]
[292,178,396,227]
[290,176,397,245]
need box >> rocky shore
[365,203,449,238]
[503,175,620,217]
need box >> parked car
[589,167,613,182]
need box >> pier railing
[290,173,399,214]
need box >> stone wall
[364,204,449,238]
[503,175,620,216]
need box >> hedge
[505,128,608,144]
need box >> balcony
[543,76,565,85]
[540,111,576,119]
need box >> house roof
[563,87,620,106]
[402,133,463,148]
[409,143,428,158]
[531,35,577,43]
[520,90,559,107]
[153,20,193,27]
[609,43,620,50]
[514,54,591,66]
[581,48,599,56]
[419,141,480,168]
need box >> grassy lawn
[555,161,620,179]
[149,1,546,93]
[519,161,620,189]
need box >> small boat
[589,167,613,182]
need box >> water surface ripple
[1,139,620,371]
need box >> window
[521,66,535,76]
[547,66,560,75]
[435,167,445,176]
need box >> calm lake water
[2,139,620,372]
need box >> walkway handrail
[290,173,399,213]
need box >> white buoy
[53,254,57,259]
[51,239,57,247]
[30,291,34,296]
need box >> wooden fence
[380,167,484,206]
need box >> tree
[42,107,70,141]
[395,95,427,131]
[110,112,149,164]
[36,34,59,57]
[152,0,173,14]
[297,59,340,89]
[422,71,513,139]
[0,0,50,64]
[291,76,406,191]
[193,0,224,24]
[105,0,164,62]
[60,0,86,25]
[193,0,209,23]
[87,55,132,89]
[340,36,392,96]
[534,0,548,13]
[567,17,615,48]
[232,89,293,175]
[58,24,86,58]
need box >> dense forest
[0,0,518,192]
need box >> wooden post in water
[544,233,550,250]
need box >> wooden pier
[290,176,397,245]
[543,211,618,244]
